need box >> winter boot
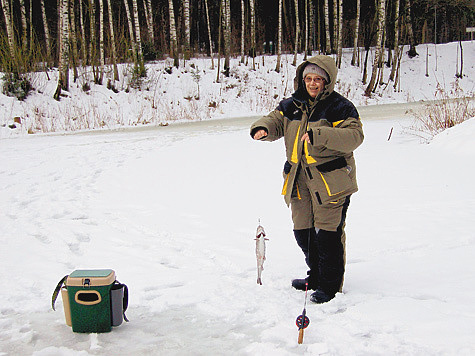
[310,289,335,304]
[291,278,317,291]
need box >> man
[250,55,363,303]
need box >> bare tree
[405,0,418,58]
[292,0,299,66]
[99,0,105,84]
[351,0,361,66]
[333,0,338,53]
[223,0,231,74]
[123,0,137,64]
[106,0,119,81]
[323,0,331,54]
[183,0,191,60]
[1,0,15,59]
[40,0,52,66]
[389,0,401,81]
[144,0,154,43]
[69,0,79,81]
[240,0,245,64]
[204,0,214,69]
[19,0,27,52]
[250,0,256,70]
[275,0,282,72]
[168,0,179,67]
[54,0,70,100]
[365,0,386,96]
[78,0,87,64]
[336,0,343,67]
[131,0,143,65]
[304,0,308,61]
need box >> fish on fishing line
[255,221,268,285]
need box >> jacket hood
[293,55,338,103]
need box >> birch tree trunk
[40,0,52,66]
[323,0,331,54]
[332,0,338,54]
[292,0,300,66]
[106,0,119,81]
[168,0,179,67]
[123,0,137,64]
[275,0,282,72]
[184,0,191,60]
[304,0,308,60]
[250,0,256,70]
[132,0,144,67]
[1,0,15,61]
[144,0,154,43]
[204,0,214,69]
[89,0,96,72]
[223,0,231,75]
[351,0,361,66]
[55,0,70,99]
[405,0,418,58]
[99,0,105,84]
[78,0,87,65]
[240,0,245,63]
[365,0,386,96]
[19,0,27,52]
[389,0,400,81]
[69,0,79,81]
[336,0,343,67]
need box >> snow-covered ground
[1,42,475,355]
[1,110,475,355]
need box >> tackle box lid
[66,269,115,287]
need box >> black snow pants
[293,195,350,295]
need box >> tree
[69,0,79,81]
[323,0,331,54]
[204,0,214,69]
[144,0,154,44]
[240,0,245,64]
[99,0,105,84]
[223,0,231,75]
[40,0,52,66]
[123,0,137,64]
[19,0,27,52]
[405,0,418,58]
[183,0,191,60]
[168,0,179,67]
[365,0,386,96]
[106,0,119,81]
[351,0,361,66]
[78,0,87,65]
[292,0,299,66]
[389,0,401,81]
[54,0,70,100]
[1,0,15,61]
[336,0,343,67]
[250,0,256,70]
[131,0,144,68]
[275,0,282,72]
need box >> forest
[0,0,474,99]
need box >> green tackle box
[65,269,116,333]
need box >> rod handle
[298,328,304,344]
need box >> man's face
[304,74,325,98]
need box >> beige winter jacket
[250,55,364,206]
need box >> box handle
[75,290,102,305]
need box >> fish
[255,223,268,285]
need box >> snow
[1,42,475,355]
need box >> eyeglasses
[304,76,325,84]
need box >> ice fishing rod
[296,281,310,344]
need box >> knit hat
[302,63,329,82]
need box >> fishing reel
[296,314,310,329]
